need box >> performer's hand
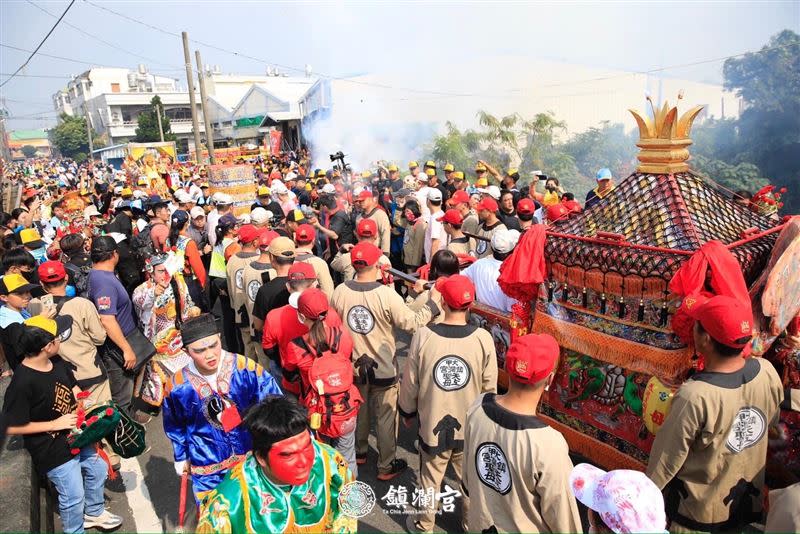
[122,347,137,370]
[51,413,78,431]
[412,279,427,294]
[174,460,188,476]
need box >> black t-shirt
[497,210,522,231]
[251,276,289,322]
[3,358,78,473]
[328,210,355,252]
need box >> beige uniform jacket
[403,218,427,268]
[463,393,581,533]
[330,250,391,282]
[357,207,392,255]
[54,296,108,387]
[398,323,497,454]
[331,280,438,386]
[462,212,479,236]
[294,250,334,298]
[473,220,506,258]
[225,251,259,324]
[646,358,782,531]
[446,235,474,257]
[241,259,275,330]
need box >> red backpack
[304,351,362,439]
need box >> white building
[203,71,317,150]
[52,65,204,152]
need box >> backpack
[129,224,158,268]
[65,262,91,299]
[304,347,362,439]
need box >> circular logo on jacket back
[247,280,261,303]
[347,305,375,334]
[433,355,471,391]
[235,268,245,290]
[726,406,766,453]
[475,442,512,494]
[476,239,488,256]
[339,480,376,519]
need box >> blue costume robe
[162,350,282,499]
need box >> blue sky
[1,1,798,130]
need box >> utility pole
[195,49,216,164]
[182,31,203,163]
[83,103,94,162]
[155,103,165,142]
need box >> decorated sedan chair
[470,99,798,471]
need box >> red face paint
[267,431,315,486]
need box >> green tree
[562,122,636,180]
[20,145,38,158]
[50,113,101,163]
[722,29,800,213]
[134,95,177,143]
[691,155,769,193]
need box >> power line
[0,72,72,79]
[82,0,498,98]
[0,0,75,89]
[26,0,182,71]
[0,42,185,74]
[81,0,799,100]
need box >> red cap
[562,199,583,214]
[258,229,279,249]
[295,224,316,244]
[517,198,536,216]
[683,294,753,349]
[505,334,560,385]
[38,260,67,283]
[357,190,373,200]
[297,288,329,320]
[350,242,382,267]
[476,197,498,212]
[435,274,474,309]
[237,224,259,244]
[287,262,317,282]
[442,209,463,226]
[451,190,470,205]
[546,204,569,223]
[356,218,378,238]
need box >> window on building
[165,107,193,121]
[111,83,121,93]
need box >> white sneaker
[84,510,123,530]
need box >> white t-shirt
[188,360,219,392]
[424,209,445,264]
[206,209,221,246]
[415,186,432,218]
[462,257,516,312]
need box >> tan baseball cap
[268,236,296,258]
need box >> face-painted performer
[197,396,356,534]
[161,313,282,502]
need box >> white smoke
[303,79,439,172]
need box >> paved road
[0,332,481,533]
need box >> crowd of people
[0,151,797,534]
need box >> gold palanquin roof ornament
[629,95,704,174]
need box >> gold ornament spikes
[629,94,704,174]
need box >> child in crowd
[3,316,123,533]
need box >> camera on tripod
[329,151,350,174]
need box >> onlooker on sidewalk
[3,316,123,533]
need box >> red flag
[498,225,547,303]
